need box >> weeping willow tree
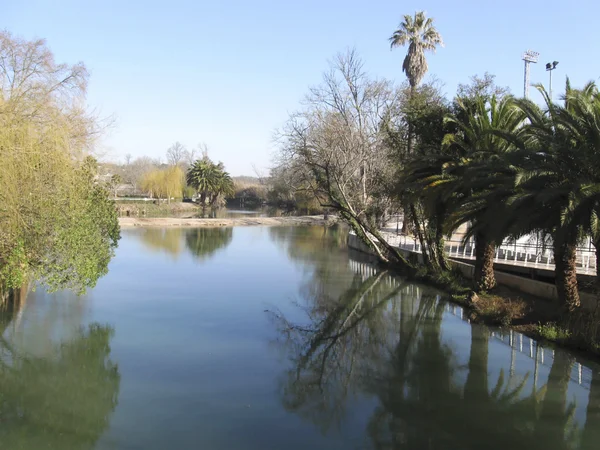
[0,31,119,300]
[140,166,185,203]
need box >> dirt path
[118,215,336,228]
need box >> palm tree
[186,158,218,205]
[449,95,526,291]
[509,81,600,311]
[557,83,600,299]
[390,11,443,236]
[408,95,525,291]
[186,158,235,208]
[390,11,444,90]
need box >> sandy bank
[118,215,336,228]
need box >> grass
[117,201,199,218]
[536,323,572,342]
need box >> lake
[1,226,599,449]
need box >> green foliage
[140,166,185,202]
[0,31,120,296]
[537,323,572,342]
[0,241,27,290]
[186,157,235,206]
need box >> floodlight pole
[522,50,539,99]
[546,61,559,101]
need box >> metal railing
[377,230,597,274]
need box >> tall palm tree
[390,11,443,236]
[390,11,444,90]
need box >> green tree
[0,32,119,299]
[390,10,443,159]
[186,158,234,207]
[441,95,525,291]
[140,166,184,203]
[509,82,600,311]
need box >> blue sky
[4,0,599,175]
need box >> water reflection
[273,258,600,450]
[138,228,185,259]
[185,227,233,261]
[0,300,120,450]
[134,227,233,261]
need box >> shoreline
[118,215,336,228]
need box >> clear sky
[4,0,599,175]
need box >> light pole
[522,50,539,99]
[545,61,559,101]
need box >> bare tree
[276,49,409,268]
[183,148,198,166]
[197,142,209,159]
[166,142,186,166]
[123,156,156,193]
[124,153,132,165]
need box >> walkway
[379,229,597,277]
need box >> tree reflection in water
[0,299,120,450]
[134,227,233,261]
[273,261,596,450]
[185,227,233,261]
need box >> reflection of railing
[348,257,596,390]
[444,303,593,390]
[378,231,597,275]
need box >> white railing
[376,229,597,274]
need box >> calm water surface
[1,226,599,449]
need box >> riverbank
[118,215,337,228]
[348,233,600,361]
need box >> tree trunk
[409,203,435,271]
[432,201,450,272]
[341,211,411,269]
[553,238,580,312]
[474,232,496,292]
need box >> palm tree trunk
[474,232,496,292]
[407,85,415,156]
[553,238,580,312]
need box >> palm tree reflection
[273,264,588,449]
